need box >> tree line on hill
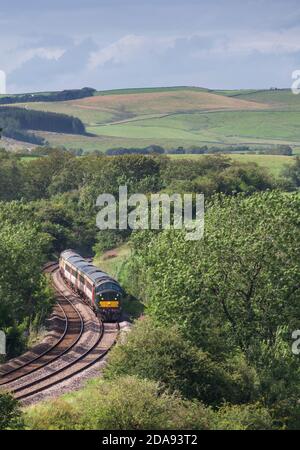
[0,107,86,144]
[105,144,294,156]
[0,87,96,105]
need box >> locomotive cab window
[97,283,122,293]
[98,291,120,301]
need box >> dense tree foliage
[124,192,300,350]
[0,107,86,144]
[0,149,24,200]
[104,317,258,406]
[0,391,24,429]
[122,191,300,427]
[24,376,214,430]
[24,374,278,430]
[0,149,291,205]
[214,403,273,430]
[105,144,294,156]
[0,147,299,429]
[281,156,300,189]
[106,145,165,155]
[0,202,54,357]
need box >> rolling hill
[2,86,300,153]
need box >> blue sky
[1,0,300,93]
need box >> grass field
[87,110,300,146]
[93,243,143,319]
[35,130,208,152]
[20,155,40,162]
[93,244,131,279]
[226,89,300,110]
[169,153,294,176]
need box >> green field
[87,110,300,146]
[169,153,294,176]
[213,89,258,97]
[231,89,300,111]
[93,244,131,278]
[35,130,204,152]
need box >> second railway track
[0,263,84,384]
[0,262,119,404]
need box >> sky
[1,0,300,93]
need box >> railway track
[0,262,119,404]
[0,263,83,383]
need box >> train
[59,250,123,321]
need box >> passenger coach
[59,250,122,321]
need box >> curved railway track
[0,262,119,404]
[0,263,84,384]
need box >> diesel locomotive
[59,250,122,321]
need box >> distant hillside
[12,87,267,125]
[2,86,300,153]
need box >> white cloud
[5,27,300,92]
[223,28,300,55]
[88,34,147,69]
[87,28,300,75]
[4,46,65,74]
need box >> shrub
[0,391,23,430]
[104,317,246,406]
[77,376,213,430]
[25,398,80,430]
[214,403,273,430]
[25,376,213,430]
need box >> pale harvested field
[10,89,269,128]
[71,89,268,116]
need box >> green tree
[23,149,76,200]
[125,192,300,354]
[0,204,53,357]
[0,391,23,429]
[0,149,24,201]
[282,156,300,188]
[122,191,300,424]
